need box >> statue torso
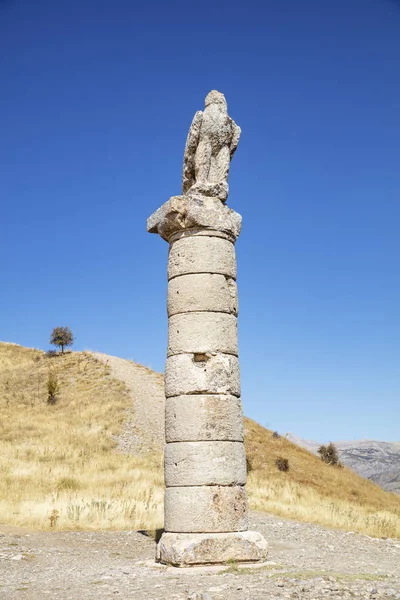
[200,106,232,151]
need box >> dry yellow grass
[245,419,400,538]
[0,342,163,531]
[0,341,399,538]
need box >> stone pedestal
[147,194,268,565]
[157,531,268,567]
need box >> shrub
[49,510,59,528]
[318,442,342,467]
[46,371,59,405]
[272,431,280,439]
[246,456,254,474]
[50,326,74,354]
[275,457,289,472]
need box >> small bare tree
[50,326,74,354]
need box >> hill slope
[287,434,400,494]
[1,341,399,538]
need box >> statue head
[204,90,227,111]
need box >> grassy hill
[1,341,399,538]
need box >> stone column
[147,195,268,566]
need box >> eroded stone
[167,312,238,357]
[148,91,267,567]
[165,394,244,442]
[165,353,240,398]
[168,236,236,280]
[147,195,242,242]
[164,441,246,487]
[182,90,241,202]
[164,486,248,533]
[167,273,238,317]
[157,531,268,566]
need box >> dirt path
[1,512,399,600]
[92,352,165,454]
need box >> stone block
[167,312,238,357]
[167,273,238,317]
[147,195,242,242]
[157,531,269,566]
[164,486,248,533]
[168,236,236,280]
[165,394,244,442]
[164,441,246,487]
[165,353,240,398]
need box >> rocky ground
[1,512,399,600]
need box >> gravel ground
[92,352,165,454]
[1,511,399,600]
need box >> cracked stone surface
[181,90,241,202]
[147,195,242,243]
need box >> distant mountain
[286,434,400,494]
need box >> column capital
[147,195,242,243]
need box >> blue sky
[1,0,399,442]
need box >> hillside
[0,341,399,539]
[287,434,400,495]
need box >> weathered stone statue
[147,90,268,566]
[182,90,241,202]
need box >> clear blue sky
[1,0,399,442]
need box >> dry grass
[245,419,400,538]
[0,342,163,531]
[1,341,399,538]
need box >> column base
[156,531,268,567]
